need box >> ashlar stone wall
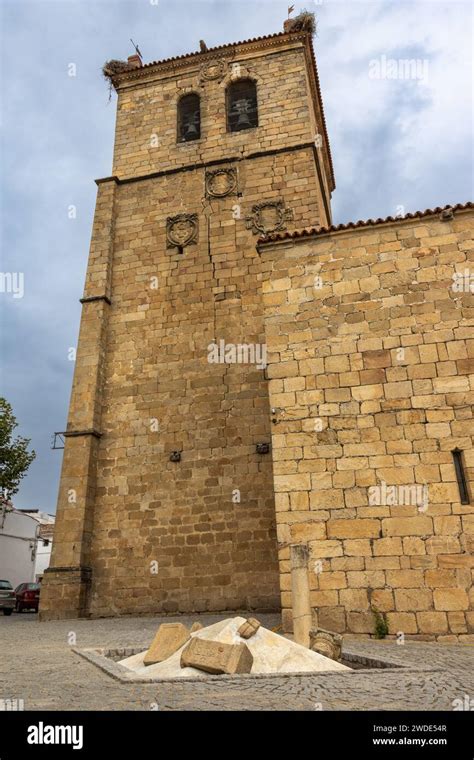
[40,32,332,619]
[259,209,474,641]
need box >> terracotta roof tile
[307,35,334,190]
[258,202,474,244]
[39,524,54,540]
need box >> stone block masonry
[40,31,333,620]
[258,208,474,641]
[40,25,473,637]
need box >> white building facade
[0,506,38,588]
[0,506,55,587]
[23,511,55,580]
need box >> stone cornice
[111,32,308,86]
[95,142,317,186]
[257,202,474,250]
[80,295,112,305]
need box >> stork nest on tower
[286,10,317,36]
[102,59,136,78]
[102,59,138,99]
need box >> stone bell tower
[40,25,334,619]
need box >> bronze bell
[183,111,199,139]
[169,451,181,462]
[236,111,250,128]
[234,98,251,128]
[184,121,198,138]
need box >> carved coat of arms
[205,168,237,198]
[199,58,227,82]
[166,213,198,249]
[245,201,293,235]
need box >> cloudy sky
[1,0,472,512]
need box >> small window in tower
[177,93,201,142]
[227,79,258,133]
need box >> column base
[39,566,92,621]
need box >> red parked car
[15,582,40,612]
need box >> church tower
[40,25,334,619]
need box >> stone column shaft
[290,543,311,647]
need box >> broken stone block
[144,623,190,666]
[119,617,351,677]
[180,637,253,674]
[238,617,261,639]
[190,622,203,633]
[309,628,343,662]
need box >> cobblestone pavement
[1,613,473,711]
